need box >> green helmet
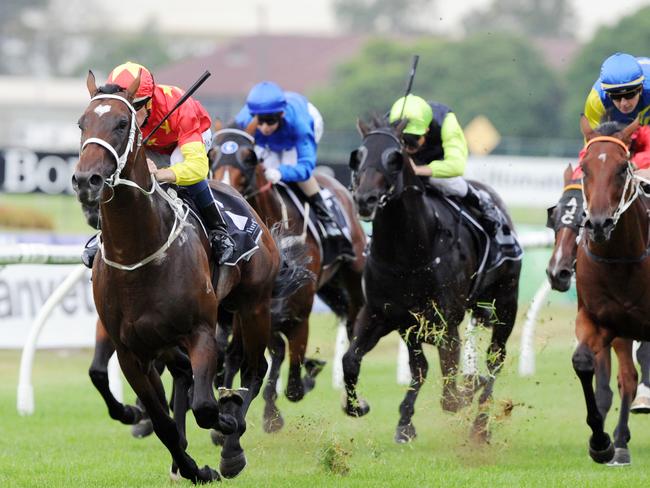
[389,94,433,135]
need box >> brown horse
[209,125,366,432]
[573,116,650,466]
[74,71,291,482]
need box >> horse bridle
[79,93,190,271]
[351,129,422,209]
[581,136,640,228]
[212,128,273,200]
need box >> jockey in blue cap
[235,81,353,258]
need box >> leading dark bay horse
[74,71,300,482]
[573,117,650,466]
[209,123,366,432]
[344,116,521,442]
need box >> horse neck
[251,183,284,225]
[100,153,170,262]
[591,199,649,258]
[371,183,436,265]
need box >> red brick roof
[156,34,366,98]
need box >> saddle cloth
[275,182,352,267]
[176,186,263,266]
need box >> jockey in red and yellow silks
[81,62,235,269]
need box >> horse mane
[364,113,392,131]
[595,121,626,136]
[97,83,125,95]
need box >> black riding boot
[463,185,505,237]
[81,233,100,269]
[199,203,236,265]
[308,191,354,258]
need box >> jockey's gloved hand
[264,168,281,184]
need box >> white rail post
[332,320,348,389]
[518,279,552,377]
[17,264,88,415]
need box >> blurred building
[156,34,365,122]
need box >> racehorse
[573,116,650,466]
[209,123,366,432]
[344,116,522,442]
[74,71,303,482]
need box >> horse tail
[270,223,315,300]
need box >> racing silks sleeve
[428,112,468,178]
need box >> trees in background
[563,7,650,138]
[463,0,576,39]
[310,33,563,140]
[333,0,435,35]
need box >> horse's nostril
[584,219,593,229]
[558,269,572,281]
[603,218,614,229]
[89,174,104,190]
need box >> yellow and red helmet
[106,61,155,102]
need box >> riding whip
[398,55,420,120]
[142,70,211,145]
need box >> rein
[80,93,191,271]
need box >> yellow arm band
[169,141,209,186]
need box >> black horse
[343,116,522,442]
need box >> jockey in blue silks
[235,81,353,258]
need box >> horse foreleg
[214,309,233,388]
[394,337,428,444]
[262,331,286,433]
[573,309,615,464]
[88,320,143,425]
[285,319,309,402]
[594,344,613,419]
[342,306,391,417]
[610,338,636,466]
[436,324,462,413]
[117,347,219,483]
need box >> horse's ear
[213,118,223,132]
[394,119,408,136]
[618,117,640,145]
[356,118,370,137]
[126,69,142,100]
[563,164,573,185]
[245,117,258,136]
[580,115,596,141]
[86,70,97,97]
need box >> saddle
[422,186,523,296]
[174,186,263,266]
[275,182,353,268]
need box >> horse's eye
[116,119,128,131]
[617,164,628,177]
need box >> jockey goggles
[608,86,642,101]
[257,113,282,126]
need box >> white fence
[3,230,555,414]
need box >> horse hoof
[630,395,650,414]
[210,429,225,446]
[220,451,247,479]
[394,423,417,443]
[169,464,181,482]
[263,410,285,433]
[285,385,305,403]
[589,435,615,464]
[197,465,221,482]
[606,448,631,467]
[131,418,153,438]
[304,358,326,378]
[343,398,370,417]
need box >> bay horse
[345,116,521,442]
[74,71,295,482]
[209,124,366,432]
[573,116,650,466]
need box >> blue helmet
[600,53,644,93]
[246,81,287,114]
